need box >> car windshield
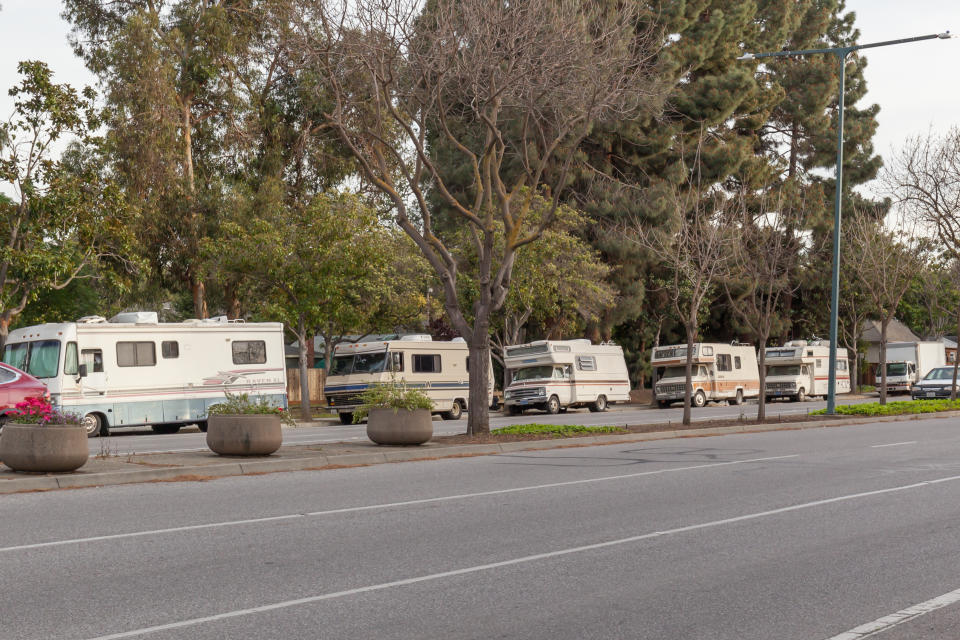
[2,340,60,379]
[924,367,955,381]
[768,365,801,376]
[886,363,908,376]
[513,366,554,381]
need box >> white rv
[764,341,850,402]
[502,340,630,415]
[323,336,492,424]
[652,343,760,408]
[1,313,287,436]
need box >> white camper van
[652,343,760,408]
[1,313,287,436]
[502,340,631,415]
[764,340,850,402]
[323,336,492,424]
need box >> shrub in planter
[354,380,434,445]
[206,393,292,456]
[0,397,88,473]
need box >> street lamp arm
[738,31,951,62]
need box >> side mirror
[78,364,88,378]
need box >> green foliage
[351,380,434,423]
[207,392,294,425]
[811,399,960,417]
[490,424,626,437]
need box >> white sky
[0,0,958,197]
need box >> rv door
[80,348,107,396]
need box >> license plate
[927,392,937,397]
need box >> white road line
[871,441,917,448]
[825,587,960,639]
[84,472,960,640]
[0,454,798,554]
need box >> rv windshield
[512,366,554,381]
[768,365,801,377]
[1,340,61,378]
[886,363,909,376]
[329,351,387,377]
[661,366,699,379]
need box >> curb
[2,409,959,494]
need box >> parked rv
[652,343,760,408]
[502,340,630,415]
[867,341,945,393]
[1,313,287,437]
[324,335,491,424]
[763,341,850,402]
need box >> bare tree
[884,128,960,399]
[286,0,663,434]
[629,177,737,426]
[724,204,803,421]
[845,212,926,405]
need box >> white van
[502,340,631,415]
[652,342,760,408]
[323,335,492,424]
[764,340,850,401]
[2,313,287,436]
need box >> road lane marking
[871,441,917,448]
[825,586,960,639]
[0,454,798,554]
[84,472,960,640]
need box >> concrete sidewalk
[2,408,958,494]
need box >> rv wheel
[545,395,561,415]
[81,413,103,438]
[338,412,354,425]
[507,405,524,416]
[732,390,744,406]
[692,390,707,408]
[441,400,463,421]
[589,395,608,412]
[796,388,806,403]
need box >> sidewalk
[1,407,957,494]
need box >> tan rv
[652,342,760,408]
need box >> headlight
[504,390,512,399]
[537,387,546,396]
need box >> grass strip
[491,423,627,437]
[811,399,960,417]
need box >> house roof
[860,318,921,344]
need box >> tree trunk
[466,337,491,436]
[757,339,767,421]
[0,314,8,352]
[952,301,960,400]
[683,324,695,426]
[879,317,889,406]
[297,314,311,421]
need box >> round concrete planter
[366,408,433,445]
[206,414,282,456]
[0,423,89,473]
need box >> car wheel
[692,390,707,408]
[81,413,103,438]
[545,395,561,415]
[441,400,463,420]
[732,390,744,406]
[796,388,806,402]
[589,395,608,412]
[338,412,354,425]
[151,424,181,434]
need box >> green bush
[810,399,960,417]
[858,385,876,393]
[352,379,434,423]
[208,392,294,425]
[491,423,626,437]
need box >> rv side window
[162,341,179,359]
[734,356,742,370]
[838,360,848,371]
[413,354,441,373]
[117,342,156,367]
[576,356,596,371]
[391,352,404,372]
[702,346,714,356]
[232,340,266,365]
[64,342,79,375]
[717,354,732,372]
[82,349,104,373]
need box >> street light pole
[738,31,953,414]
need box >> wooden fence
[286,368,326,406]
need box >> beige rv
[652,343,760,408]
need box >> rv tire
[545,395,561,415]
[796,388,806,403]
[338,412,354,425]
[732,389,744,406]
[589,395,608,412]
[657,400,670,409]
[507,405,524,416]
[692,390,707,408]
[441,400,464,421]
[81,413,103,438]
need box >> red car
[0,361,48,427]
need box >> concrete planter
[366,408,433,445]
[206,414,282,456]
[0,423,89,473]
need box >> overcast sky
[1,0,958,197]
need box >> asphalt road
[90,394,878,455]
[6,414,960,639]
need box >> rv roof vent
[77,315,108,324]
[451,337,466,343]
[399,334,432,342]
[110,311,159,324]
[570,339,592,346]
[785,340,808,347]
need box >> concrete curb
[2,408,959,494]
